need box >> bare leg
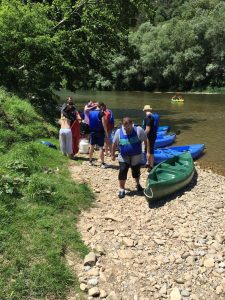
[150,154,154,167]
[89,144,95,161]
[99,147,104,164]
[147,153,154,167]
[104,137,112,156]
[134,177,140,185]
[119,180,126,190]
[104,139,109,156]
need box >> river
[57,90,225,176]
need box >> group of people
[59,97,114,167]
[59,97,159,199]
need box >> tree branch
[51,0,89,30]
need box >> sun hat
[143,105,153,111]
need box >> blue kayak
[158,126,170,132]
[157,130,167,137]
[141,143,205,165]
[155,134,176,148]
[154,144,205,164]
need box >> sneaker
[88,160,93,166]
[136,184,144,192]
[101,163,108,169]
[118,190,125,199]
[71,156,77,160]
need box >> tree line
[0,0,224,105]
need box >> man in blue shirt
[142,105,159,171]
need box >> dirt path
[69,155,225,300]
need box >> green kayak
[144,152,195,201]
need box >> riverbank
[0,89,95,299]
[70,155,225,300]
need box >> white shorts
[59,128,73,155]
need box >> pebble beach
[68,157,225,300]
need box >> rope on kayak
[144,187,153,199]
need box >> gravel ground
[69,155,225,300]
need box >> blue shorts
[90,131,105,147]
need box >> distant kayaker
[88,102,109,168]
[142,105,159,171]
[171,92,184,101]
[112,117,147,199]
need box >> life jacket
[89,110,104,132]
[119,126,142,156]
[142,113,159,134]
[105,109,114,132]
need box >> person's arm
[137,127,148,152]
[101,112,108,138]
[58,113,64,125]
[85,103,98,112]
[76,111,82,122]
[111,142,118,161]
[61,103,67,113]
[111,129,119,161]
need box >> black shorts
[118,162,140,181]
[90,131,105,147]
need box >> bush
[0,89,57,151]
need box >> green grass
[0,141,94,300]
[0,88,94,299]
[0,88,57,153]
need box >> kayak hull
[158,126,170,132]
[154,144,205,164]
[155,134,176,148]
[144,152,195,201]
[156,130,167,137]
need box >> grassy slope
[0,89,93,299]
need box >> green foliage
[93,0,225,91]
[0,89,57,152]
[0,0,150,99]
[0,141,94,299]
[0,1,62,94]
[1,0,224,93]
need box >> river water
[57,90,225,176]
